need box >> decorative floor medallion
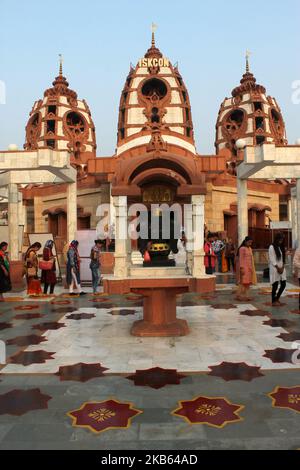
[127,367,186,389]
[263,319,295,329]
[108,309,137,316]
[172,396,244,428]
[269,386,300,414]
[51,300,71,305]
[55,363,108,382]
[67,399,142,434]
[14,305,39,311]
[32,322,66,331]
[0,322,12,331]
[208,362,264,382]
[277,332,300,342]
[14,313,44,320]
[211,304,237,310]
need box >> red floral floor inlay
[55,363,109,382]
[10,350,55,366]
[32,322,66,331]
[290,310,300,315]
[172,396,244,428]
[0,322,12,331]
[263,348,298,364]
[211,304,237,310]
[263,319,295,329]
[108,309,137,316]
[0,389,51,416]
[14,313,44,320]
[67,399,142,434]
[51,300,71,305]
[14,305,39,311]
[240,309,270,317]
[208,362,264,382]
[269,386,300,414]
[278,332,300,342]
[66,313,96,320]
[89,298,109,303]
[127,367,186,389]
[6,334,47,347]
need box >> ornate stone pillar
[113,196,129,278]
[291,187,298,249]
[67,182,77,243]
[191,195,205,277]
[237,178,248,246]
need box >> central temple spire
[151,22,157,48]
[246,50,251,73]
[59,53,63,76]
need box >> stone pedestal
[131,284,190,337]
[10,261,25,290]
[67,182,77,244]
[113,196,129,277]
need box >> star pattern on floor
[127,367,186,389]
[211,304,237,310]
[277,332,300,342]
[240,309,270,317]
[66,313,96,320]
[208,362,264,382]
[67,399,142,434]
[269,386,300,414]
[290,310,300,315]
[89,298,109,303]
[14,313,44,320]
[10,350,55,366]
[0,389,51,416]
[55,363,109,382]
[263,319,295,329]
[108,309,137,316]
[32,322,66,331]
[172,396,244,428]
[0,322,12,331]
[6,334,47,347]
[264,348,298,364]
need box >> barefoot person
[0,242,11,301]
[236,236,257,301]
[269,233,287,306]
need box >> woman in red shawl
[41,240,57,294]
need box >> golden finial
[151,22,157,47]
[59,54,63,76]
[246,50,251,73]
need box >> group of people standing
[204,234,235,275]
[0,238,103,299]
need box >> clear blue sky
[0,0,299,155]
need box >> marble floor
[0,277,300,450]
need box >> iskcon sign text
[138,57,170,67]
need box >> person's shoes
[79,291,87,296]
[272,301,281,306]
[69,293,77,296]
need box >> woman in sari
[235,236,257,301]
[25,242,42,296]
[41,240,57,295]
[0,242,11,301]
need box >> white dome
[236,139,246,150]
[8,144,19,151]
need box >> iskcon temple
[1,29,300,452]
[1,32,295,266]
